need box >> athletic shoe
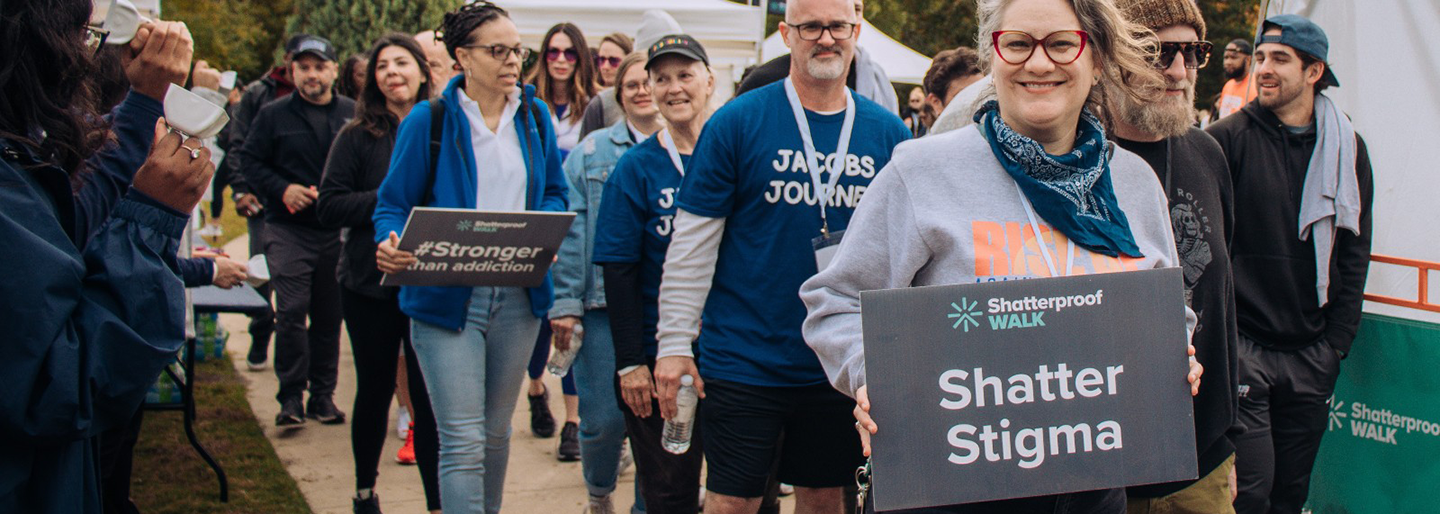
[396,424,416,465]
[557,421,581,461]
[353,492,382,514]
[246,358,268,371]
[778,483,794,496]
[529,386,557,438]
[396,407,411,440]
[306,395,347,425]
[276,397,305,428]
[616,438,633,476]
[584,494,616,514]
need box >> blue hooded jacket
[373,77,569,330]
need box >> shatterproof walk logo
[1329,396,1440,446]
[949,290,1106,335]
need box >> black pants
[265,222,342,403]
[246,215,274,363]
[867,488,1124,514]
[1233,337,1341,514]
[616,368,704,514]
[99,407,145,514]
[341,287,441,510]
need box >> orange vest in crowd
[1217,74,1258,118]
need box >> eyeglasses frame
[784,21,858,42]
[990,30,1090,66]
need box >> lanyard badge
[785,77,856,272]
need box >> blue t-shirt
[677,81,910,387]
[592,136,688,356]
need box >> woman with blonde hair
[800,0,1202,512]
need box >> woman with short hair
[800,0,1202,512]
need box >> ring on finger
[180,144,202,160]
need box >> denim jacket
[550,120,638,318]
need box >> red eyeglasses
[991,30,1090,65]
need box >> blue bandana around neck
[973,100,1143,258]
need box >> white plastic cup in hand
[102,0,149,45]
[662,375,699,454]
[245,254,270,288]
[163,84,230,139]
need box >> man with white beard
[1108,1,1241,512]
[651,0,909,512]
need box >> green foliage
[166,0,295,85]
[286,0,463,63]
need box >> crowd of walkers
[1,0,1373,514]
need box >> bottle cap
[680,374,694,386]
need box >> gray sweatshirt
[800,125,1189,397]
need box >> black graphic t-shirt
[1116,129,1240,497]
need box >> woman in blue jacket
[372,3,568,512]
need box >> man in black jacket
[229,33,306,371]
[241,35,356,427]
[1206,15,1373,514]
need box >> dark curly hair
[350,33,433,138]
[923,47,983,104]
[437,1,510,61]
[0,0,109,177]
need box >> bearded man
[1109,1,1242,512]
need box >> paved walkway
[219,235,644,513]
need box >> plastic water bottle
[546,323,583,378]
[663,374,699,454]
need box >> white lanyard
[657,127,685,177]
[1015,187,1076,278]
[783,77,855,236]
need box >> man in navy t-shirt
[653,0,909,510]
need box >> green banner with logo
[1307,313,1440,513]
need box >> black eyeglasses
[85,26,109,57]
[1155,41,1213,70]
[992,30,1089,65]
[463,44,530,61]
[785,21,856,41]
[595,56,622,68]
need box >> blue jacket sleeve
[1,193,188,442]
[75,91,165,246]
[549,147,589,318]
[177,257,216,288]
[373,102,434,243]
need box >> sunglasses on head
[546,48,579,62]
[595,56,622,68]
[1155,41,1213,69]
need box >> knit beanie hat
[1115,0,1206,40]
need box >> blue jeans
[410,287,539,514]
[572,310,643,510]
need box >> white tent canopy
[1266,0,1440,323]
[502,0,765,101]
[760,19,933,85]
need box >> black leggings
[341,287,441,510]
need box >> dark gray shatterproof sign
[860,267,1196,510]
[380,208,576,287]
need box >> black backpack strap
[423,97,445,206]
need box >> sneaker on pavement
[585,494,616,514]
[778,483,795,496]
[529,386,557,438]
[276,397,305,428]
[396,406,411,440]
[246,358,268,371]
[396,423,416,465]
[557,421,581,462]
[306,395,347,425]
[353,492,382,514]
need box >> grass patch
[130,355,311,514]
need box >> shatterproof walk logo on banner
[1328,397,1440,445]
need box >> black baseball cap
[284,33,312,54]
[292,35,338,62]
[1226,38,1252,55]
[1257,14,1339,87]
[646,34,709,70]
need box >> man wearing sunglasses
[1107,1,1240,513]
[1208,15,1373,514]
[736,0,898,114]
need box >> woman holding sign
[592,36,715,513]
[317,33,442,513]
[371,3,569,512]
[799,0,1203,511]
